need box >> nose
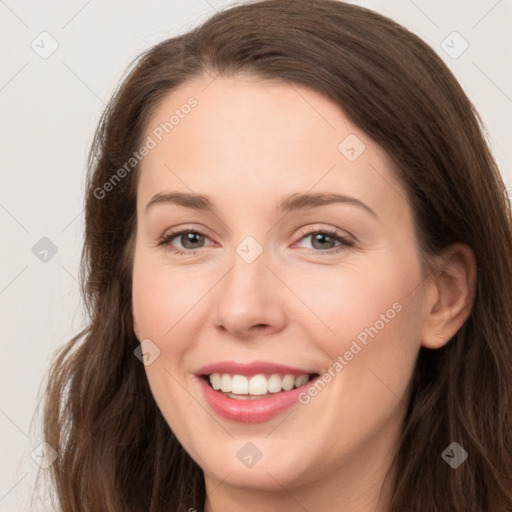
[210,244,287,340]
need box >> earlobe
[421,243,477,349]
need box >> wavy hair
[34,1,512,510]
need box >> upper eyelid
[160,224,349,238]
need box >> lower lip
[197,376,317,423]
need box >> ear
[421,243,477,349]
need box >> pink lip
[197,376,319,423]
[196,360,316,377]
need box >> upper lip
[196,360,318,377]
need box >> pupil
[183,232,203,248]
[313,233,334,249]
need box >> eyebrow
[145,191,377,218]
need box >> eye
[157,227,354,256]
[294,228,354,255]
[157,229,213,255]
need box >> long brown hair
[34,1,512,510]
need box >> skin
[131,73,476,512]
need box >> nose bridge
[211,233,286,335]
[222,235,271,310]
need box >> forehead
[137,74,409,224]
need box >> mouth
[200,372,319,400]
[195,362,321,423]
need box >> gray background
[1,0,510,510]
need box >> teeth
[231,375,249,394]
[208,372,311,396]
[210,373,221,390]
[248,374,268,395]
[268,374,282,393]
[220,374,232,392]
[295,374,309,388]
[282,375,295,391]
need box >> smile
[195,361,320,423]
[207,372,313,398]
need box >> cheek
[292,251,422,351]
[306,254,423,418]
[291,249,425,422]
[131,248,208,348]
[131,250,206,438]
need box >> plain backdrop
[1,0,511,510]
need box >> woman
[37,0,512,510]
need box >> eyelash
[157,227,354,256]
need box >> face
[131,74,429,500]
